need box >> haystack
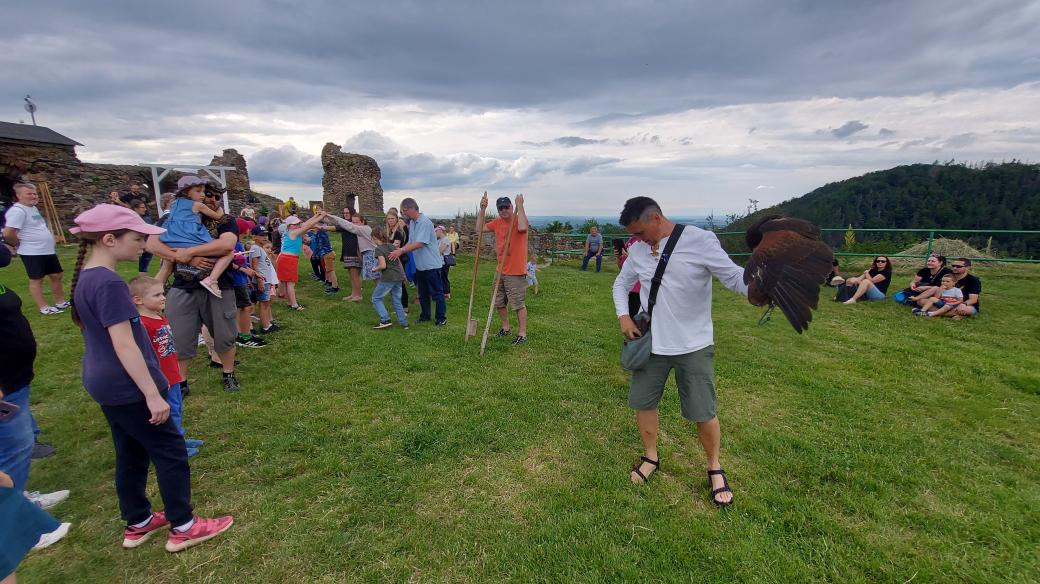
[890,237,999,268]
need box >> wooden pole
[465,194,488,341]
[479,206,518,356]
[28,177,66,245]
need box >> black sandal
[630,456,660,483]
[707,468,733,507]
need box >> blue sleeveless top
[281,229,304,255]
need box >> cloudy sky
[3,1,1039,216]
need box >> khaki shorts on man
[494,274,527,310]
[629,346,717,422]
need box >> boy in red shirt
[129,276,203,458]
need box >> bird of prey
[743,216,834,333]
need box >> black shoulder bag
[620,223,685,371]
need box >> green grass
[13,249,1040,583]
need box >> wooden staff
[479,204,518,356]
[465,194,489,341]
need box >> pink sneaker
[165,515,234,552]
[122,511,169,548]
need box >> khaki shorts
[494,275,527,310]
[166,287,238,359]
[628,346,716,422]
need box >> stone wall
[1,140,287,227]
[321,143,384,216]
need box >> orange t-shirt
[485,217,528,276]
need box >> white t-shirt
[612,225,748,356]
[249,244,279,285]
[3,203,55,255]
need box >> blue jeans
[166,383,185,436]
[0,386,35,492]
[372,280,408,325]
[581,251,602,272]
[415,268,446,322]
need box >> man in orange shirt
[483,194,529,345]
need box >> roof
[0,121,82,147]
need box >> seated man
[912,258,981,319]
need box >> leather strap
[646,223,686,322]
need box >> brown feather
[744,217,834,333]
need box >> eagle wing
[743,218,833,333]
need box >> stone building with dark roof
[0,121,283,228]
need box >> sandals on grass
[630,456,660,483]
[707,468,733,507]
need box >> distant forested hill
[727,162,1040,258]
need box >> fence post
[926,230,935,258]
[550,234,556,264]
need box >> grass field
[12,247,1040,583]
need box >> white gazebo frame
[139,163,238,214]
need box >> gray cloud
[878,128,896,137]
[831,120,869,139]
[562,156,622,175]
[249,146,322,183]
[3,1,1039,120]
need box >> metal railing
[544,228,1040,264]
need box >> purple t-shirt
[74,267,169,406]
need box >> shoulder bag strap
[646,223,686,320]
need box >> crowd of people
[830,254,983,319]
[2,176,994,580]
[0,177,539,579]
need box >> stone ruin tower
[321,143,384,217]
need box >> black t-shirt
[340,229,359,260]
[390,225,410,266]
[0,246,36,395]
[915,266,951,288]
[956,274,982,311]
[170,214,240,291]
[869,267,892,294]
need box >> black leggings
[310,257,326,282]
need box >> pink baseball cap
[70,204,167,235]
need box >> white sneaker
[39,306,64,315]
[25,489,70,509]
[33,522,71,550]
[197,334,206,346]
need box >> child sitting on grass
[370,226,408,329]
[915,273,963,318]
[156,176,233,298]
[129,276,204,458]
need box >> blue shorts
[255,283,273,302]
[935,300,977,315]
[864,285,886,301]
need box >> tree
[578,219,600,234]
[544,220,573,234]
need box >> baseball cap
[284,215,302,225]
[176,175,208,191]
[496,196,512,209]
[71,204,167,235]
[250,226,269,236]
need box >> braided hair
[69,230,130,329]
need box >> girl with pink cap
[68,204,233,553]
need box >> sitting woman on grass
[841,256,892,304]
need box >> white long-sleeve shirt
[326,214,375,253]
[612,226,747,355]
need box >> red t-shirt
[140,314,183,385]
[485,217,528,276]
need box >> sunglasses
[875,260,888,263]
[952,264,967,268]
